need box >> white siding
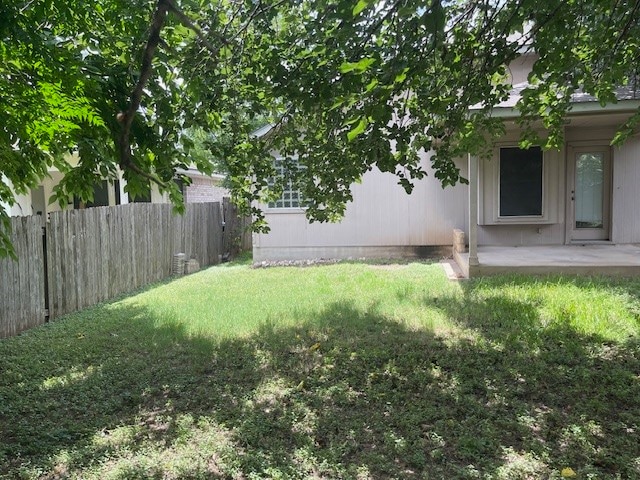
[476,124,640,247]
[150,184,168,204]
[42,172,68,213]
[612,135,640,243]
[254,116,640,260]
[2,176,32,216]
[254,152,468,261]
[476,127,566,246]
[9,192,32,216]
[0,198,8,215]
[478,223,566,246]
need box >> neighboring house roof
[251,123,276,138]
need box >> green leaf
[339,57,376,74]
[394,68,409,84]
[353,0,372,17]
[365,78,379,92]
[347,118,367,141]
[423,0,446,36]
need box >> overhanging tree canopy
[2,0,639,256]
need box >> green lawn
[1,259,639,479]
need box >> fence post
[42,220,49,322]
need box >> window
[73,180,110,209]
[114,180,121,205]
[268,158,305,209]
[174,178,186,200]
[479,143,560,225]
[499,146,543,217]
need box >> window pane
[499,147,543,217]
[268,158,306,209]
[73,180,112,208]
[575,153,604,229]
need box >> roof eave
[176,168,226,181]
[478,99,640,119]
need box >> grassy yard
[1,259,639,479]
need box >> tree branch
[118,0,169,187]
[221,0,245,38]
[611,0,640,58]
[121,159,168,187]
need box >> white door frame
[565,142,612,242]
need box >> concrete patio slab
[455,244,640,277]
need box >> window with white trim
[479,142,561,225]
[499,146,543,217]
[268,158,305,209]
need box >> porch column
[468,154,479,271]
[117,169,129,204]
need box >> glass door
[569,148,610,241]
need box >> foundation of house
[253,245,454,263]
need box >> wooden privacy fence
[0,201,249,338]
[0,216,46,338]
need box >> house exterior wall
[475,124,640,247]
[3,167,156,217]
[611,135,640,243]
[253,152,468,261]
[1,177,31,216]
[3,165,230,218]
[565,125,640,245]
[507,53,537,85]
[39,171,69,213]
[254,55,550,261]
[473,54,571,247]
[185,176,229,203]
[7,192,32,217]
[476,127,567,246]
[477,223,567,246]
[149,184,168,204]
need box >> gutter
[478,99,640,119]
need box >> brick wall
[185,176,229,203]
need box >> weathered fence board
[45,203,228,320]
[222,198,251,257]
[0,216,46,338]
[1,201,249,338]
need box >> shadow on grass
[430,275,640,477]
[1,276,639,479]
